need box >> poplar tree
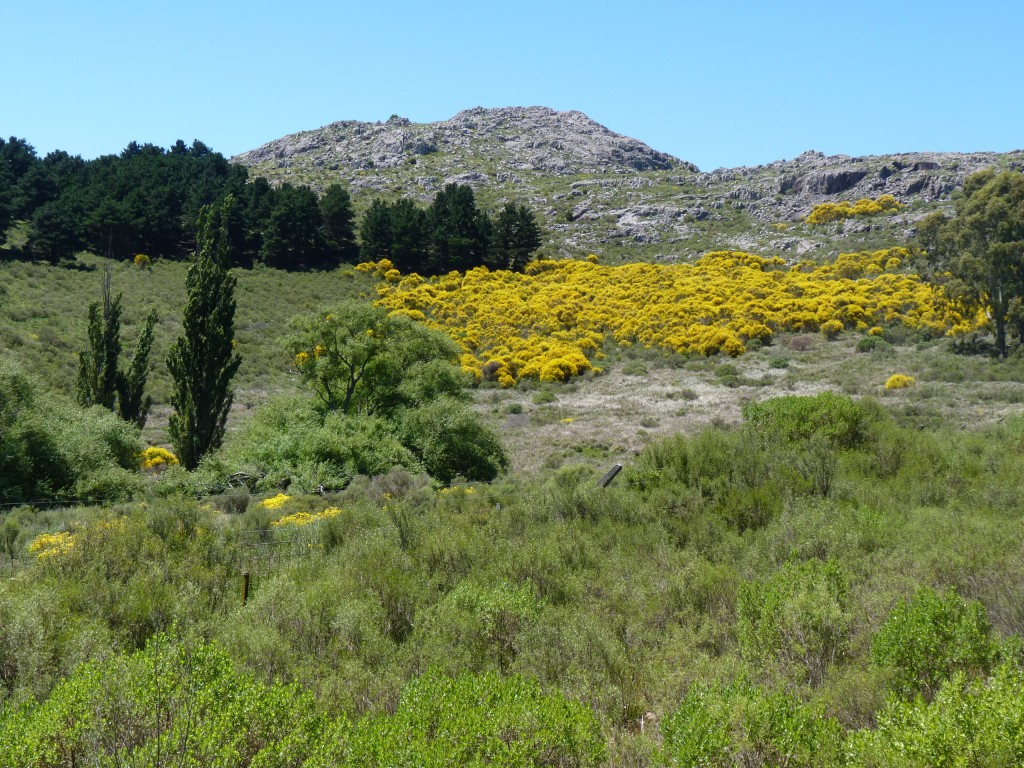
[117,309,158,428]
[167,196,242,469]
[77,265,122,410]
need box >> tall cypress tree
[166,196,242,469]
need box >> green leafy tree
[917,170,1024,357]
[286,300,460,416]
[166,196,242,470]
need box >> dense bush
[0,357,142,502]
[872,587,999,700]
[737,559,852,687]
[742,391,880,448]
[846,662,1024,766]
[209,395,422,493]
[662,682,842,768]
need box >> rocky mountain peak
[232,106,685,182]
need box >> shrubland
[3,392,1024,764]
[3,170,1024,763]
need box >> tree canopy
[918,170,1024,357]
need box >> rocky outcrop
[232,107,1022,259]
[234,106,684,180]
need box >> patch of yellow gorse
[369,249,977,385]
[271,507,342,527]
[28,531,76,559]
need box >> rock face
[232,107,1023,260]
[234,106,683,179]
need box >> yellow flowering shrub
[372,248,974,384]
[140,446,179,471]
[806,194,902,225]
[271,507,342,527]
[133,253,151,268]
[28,531,76,559]
[885,374,916,390]
[820,319,845,340]
[261,493,291,510]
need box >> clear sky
[5,0,1022,171]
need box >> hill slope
[232,106,1023,261]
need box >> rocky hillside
[233,107,1023,262]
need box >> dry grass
[477,334,1024,474]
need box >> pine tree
[166,196,242,469]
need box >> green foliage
[0,634,325,768]
[287,300,461,415]
[76,266,122,410]
[0,357,142,502]
[167,197,242,470]
[397,396,508,482]
[737,559,851,687]
[117,307,158,428]
[490,202,543,271]
[742,391,879,448]
[418,581,541,673]
[75,266,157,427]
[319,182,358,264]
[212,395,421,493]
[346,671,604,767]
[846,662,1024,767]
[260,183,325,269]
[918,170,1024,357]
[871,587,999,700]
[662,682,842,768]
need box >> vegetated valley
[2,110,1024,766]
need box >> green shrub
[0,357,143,503]
[214,395,421,492]
[737,559,851,686]
[846,662,1024,767]
[416,581,541,673]
[872,587,998,700]
[855,335,894,354]
[662,682,842,768]
[0,634,325,767]
[621,359,648,376]
[397,397,508,482]
[742,391,880,448]
[345,671,605,767]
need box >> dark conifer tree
[359,197,393,263]
[319,183,358,265]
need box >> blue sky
[5,0,1022,171]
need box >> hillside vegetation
[2,113,1024,765]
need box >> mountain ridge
[232,106,1023,261]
